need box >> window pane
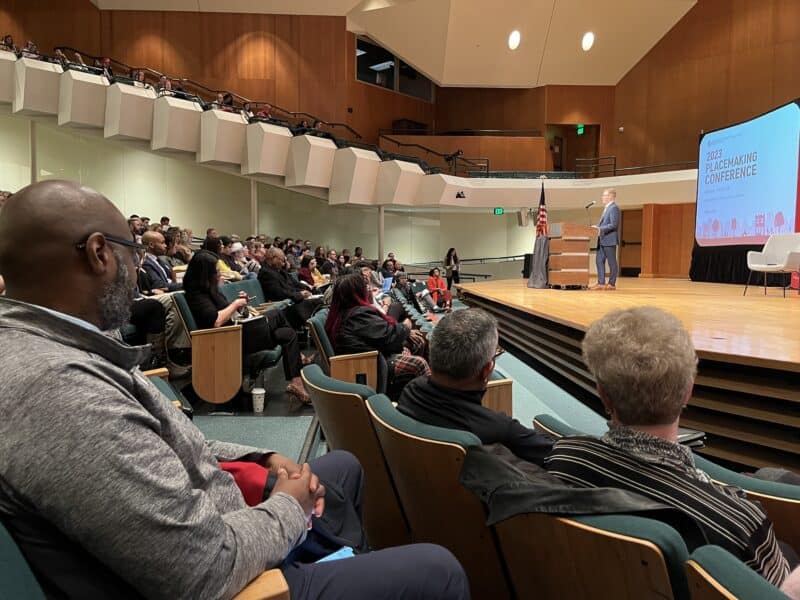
[356,38,395,90]
[398,60,432,102]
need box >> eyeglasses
[75,233,145,252]
[493,346,506,360]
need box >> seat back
[219,279,265,306]
[762,233,800,264]
[307,308,334,369]
[694,454,800,553]
[495,512,689,600]
[0,519,46,600]
[172,291,199,332]
[685,545,787,600]
[366,394,512,600]
[301,365,410,549]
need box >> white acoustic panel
[415,173,472,207]
[57,69,109,128]
[198,109,248,165]
[0,50,15,104]
[329,147,381,205]
[242,122,293,176]
[13,57,63,116]
[151,95,202,153]
[375,160,425,206]
[284,135,337,189]
[104,83,156,141]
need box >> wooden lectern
[547,222,595,288]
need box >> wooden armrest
[483,378,513,417]
[189,324,242,337]
[142,367,169,380]
[233,569,289,600]
[330,351,380,389]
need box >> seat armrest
[746,250,766,263]
[330,351,380,389]
[233,569,289,600]
[142,367,169,380]
[189,324,241,338]
[483,378,513,417]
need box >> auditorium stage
[457,277,800,470]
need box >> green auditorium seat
[307,308,387,394]
[0,513,288,600]
[535,413,800,554]
[300,364,410,549]
[494,512,690,600]
[685,545,788,600]
[366,394,512,600]
[0,519,46,600]
[172,291,282,404]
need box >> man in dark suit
[258,246,322,328]
[141,231,182,293]
[319,249,339,277]
[591,188,621,290]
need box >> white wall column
[250,179,258,235]
[29,120,37,184]
[378,205,385,261]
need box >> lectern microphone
[584,200,596,209]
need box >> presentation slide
[695,101,800,246]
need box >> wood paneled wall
[641,203,696,278]
[378,135,546,172]
[614,0,800,169]
[0,0,101,56]
[435,85,614,156]
[2,2,432,144]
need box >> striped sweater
[546,426,789,586]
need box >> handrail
[379,128,543,137]
[574,155,697,178]
[379,134,490,175]
[53,45,361,138]
[244,101,361,139]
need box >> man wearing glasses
[0,180,468,600]
[398,308,554,465]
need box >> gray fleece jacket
[0,297,307,599]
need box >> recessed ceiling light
[582,31,595,51]
[369,60,394,72]
[508,30,521,51]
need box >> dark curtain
[689,243,761,283]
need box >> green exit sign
[493,207,505,215]
[576,123,585,135]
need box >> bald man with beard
[0,182,468,600]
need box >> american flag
[535,181,548,237]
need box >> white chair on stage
[744,233,800,296]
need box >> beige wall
[0,114,252,235]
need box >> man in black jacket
[141,231,182,292]
[258,246,322,328]
[398,308,553,465]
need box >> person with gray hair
[398,308,553,465]
[546,306,790,586]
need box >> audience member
[207,227,218,239]
[0,180,468,600]
[141,216,151,229]
[202,237,241,282]
[258,247,323,329]
[298,255,326,290]
[183,251,310,403]
[320,249,339,277]
[427,267,451,309]
[325,274,429,395]
[141,231,182,292]
[160,216,170,231]
[399,309,553,465]
[353,246,364,262]
[246,242,265,274]
[380,259,396,279]
[341,248,351,266]
[445,247,460,290]
[546,306,790,586]
[128,216,144,243]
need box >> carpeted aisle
[195,415,314,462]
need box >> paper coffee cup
[252,387,266,412]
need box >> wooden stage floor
[458,277,800,469]
[459,277,800,372]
